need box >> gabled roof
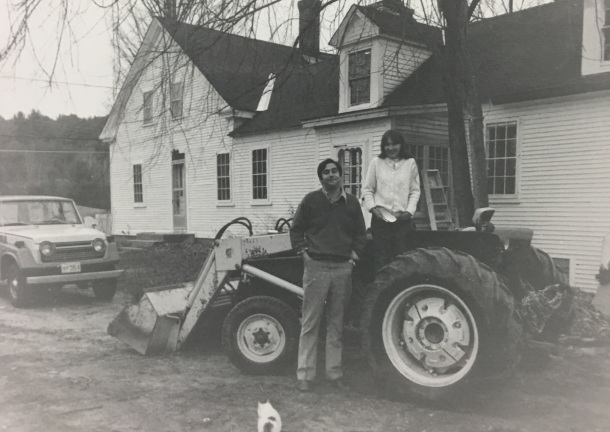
[104,1,610,140]
[157,18,302,112]
[384,0,610,107]
[100,17,304,141]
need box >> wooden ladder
[422,169,453,231]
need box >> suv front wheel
[92,279,117,301]
[5,262,32,308]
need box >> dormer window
[602,0,610,61]
[349,49,371,105]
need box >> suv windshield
[0,200,82,226]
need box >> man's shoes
[329,378,347,390]
[298,380,311,392]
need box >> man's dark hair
[317,158,342,180]
[379,129,413,160]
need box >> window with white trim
[348,49,371,106]
[602,0,610,61]
[429,146,450,191]
[170,82,183,118]
[143,91,154,124]
[217,153,231,201]
[486,121,517,195]
[338,147,363,198]
[405,144,424,169]
[252,148,268,201]
[133,164,144,203]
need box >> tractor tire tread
[222,295,300,375]
[361,247,525,402]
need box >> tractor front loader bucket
[108,246,220,355]
[107,284,191,355]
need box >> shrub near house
[0,196,123,307]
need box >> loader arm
[108,233,296,354]
[178,233,296,345]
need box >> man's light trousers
[297,253,352,381]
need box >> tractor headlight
[92,238,106,253]
[39,241,55,256]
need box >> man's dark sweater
[290,188,367,262]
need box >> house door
[172,160,187,232]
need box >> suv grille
[42,241,105,263]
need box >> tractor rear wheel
[222,295,300,375]
[361,247,524,402]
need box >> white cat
[257,400,281,432]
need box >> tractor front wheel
[222,296,300,375]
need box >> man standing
[290,158,367,392]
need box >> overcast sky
[0,1,116,119]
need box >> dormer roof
[329,2,440,48]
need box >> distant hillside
[0,111,110,209]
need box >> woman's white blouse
[362,157,421,216]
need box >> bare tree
[1,0,549,226]
[436,0,486,225]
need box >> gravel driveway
[1,284,610,432]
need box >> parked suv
[0,196,122,307]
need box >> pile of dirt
[117,240,213,301]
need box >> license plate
[61,262,81,274]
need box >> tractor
[108,210,573,402]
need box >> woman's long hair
[379,129,413,160]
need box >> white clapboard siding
[380,39,431,98]
[110,32,230,237]
[484,91,610,291]
[393,116,450,147]
[187,128,320,238]
[314,118,391,169]
[341,11,377,47]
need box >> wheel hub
[237,314,285,361]
[420,319,446,346]
[402,297,470,369]
[252,327,271,347]
[9,276,19,296]
[382,284,480,387]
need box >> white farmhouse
[100,0,610,292]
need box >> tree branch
[467,0,481,19]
